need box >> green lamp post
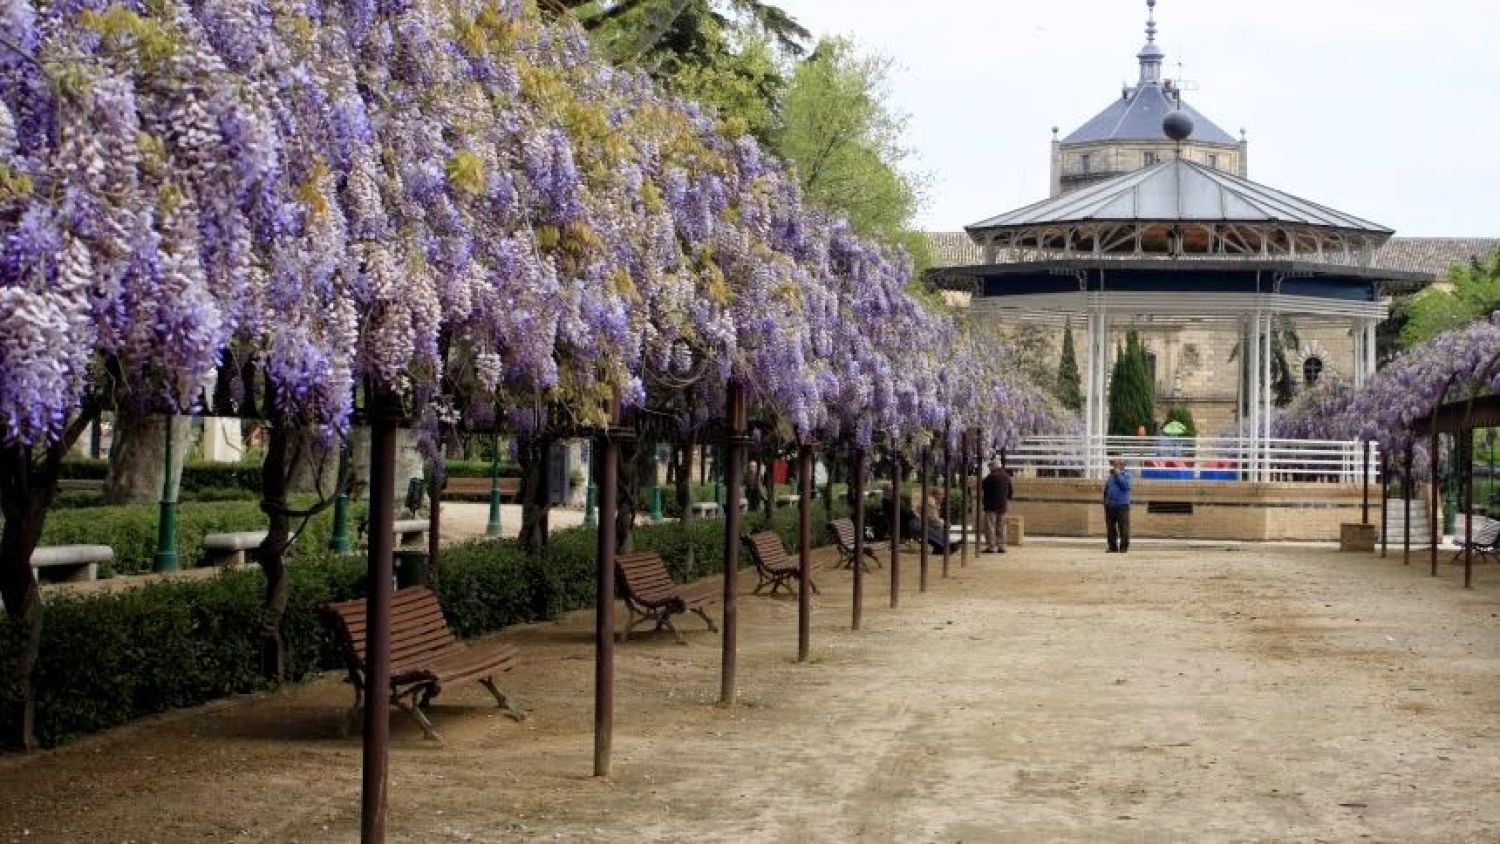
[649,486,663,523]
[583,444,597,528]
[153,415,179,573]
[485,433,503,537]
[328,444,353,555]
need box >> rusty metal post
[1380,449,1390,558]
[1431,429,1441,577]
[721,381,748,705]
[972,430,985,564]
[959,431,971,568]
[941,435,952,579]
[851,448,867,631]
[919,446,931,593]
[1403,451,1413,565]
[798,443,813,661]
[427,473,441,577]
[361,392,400,843]
[890,448,902,609]
[1361,440,1371,525]
[592,396,625,777]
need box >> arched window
[1302,356,1323,387]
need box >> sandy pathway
[3,543,1500,842]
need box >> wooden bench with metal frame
[323,587,526,743]
[742,531,818,596]
[827,518,884,572]
[441,476,522,501]
[615,551,720,643]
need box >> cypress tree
[1056,320,1083,412]
[1108,331,1157,436]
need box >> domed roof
[1061,85,1238,146]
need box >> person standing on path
[1104,457,1132,553]
[981,460,1013,554]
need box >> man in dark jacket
[981,461,1013,553]
[1103,458,1132,553]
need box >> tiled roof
[924,232,1500,282]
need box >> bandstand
[931,115,1429,541]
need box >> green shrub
[443,459,521,479]
[60,458,265,497]
[1,508,843,748]
[38,499,338,577]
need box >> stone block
[1340,522,1377,553]
[1005,515,1025,547]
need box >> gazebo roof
[968,158,1392,238]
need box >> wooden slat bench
[827,518,884,572]
[31,545,110,583]
[441,476,521,502]
[323,587,525,742]
[742,532,818,596]
[616,551,720,643]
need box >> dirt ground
[5,540,1500,842]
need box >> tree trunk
[518,436,551,553]
[104,409,191,505]
[285,429,338,496]
[615,435,653,554]
[257,416,294,682]
[675,435,696,528]
[0,412,92,750]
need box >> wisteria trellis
[0,0,1065,454]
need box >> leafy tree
[548,0,808,144]
[775,37,927,257]
[1400,251,1500,348]
[1056,320,1083,412]
[1108,332,1156,436]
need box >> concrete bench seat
[31,545,110,583]
[775,494,802,508]
[690,501,721,517]
[202,531,269,567]
[393,519,428,546]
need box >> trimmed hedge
[38,498,341,577]
[61,458,265,498]
[1,506,843,748]
[443,459,521,479]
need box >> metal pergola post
[851,448,866,631]
[797,443,813,661]
[361,393,400,843]
[592,412,623,777]
[941,436,952,579]
[1380,449,1390,558]
[890,447,902,609]
[919,447,931,594]
[721,381,748,706]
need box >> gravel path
[4,542,1500,842]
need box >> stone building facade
[932,1,1499,434]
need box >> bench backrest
[1472,516,1500,546]
[616,551,678,604]
[744,532,789,570]
[324,587,458,672]
[828,519,857,551]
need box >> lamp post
[153,415,179,573]
[583,441,598,528]
[485,433,502,538]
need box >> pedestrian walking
[1103,457,1132,553]
[981,460,1012,553]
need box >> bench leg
[658,613,686,645]
[341,684,364,738]
[691,607,718,634]
[394,693,442,743]
[478,677,527,722]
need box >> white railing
[1007,436,1380,484]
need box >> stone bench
[202,531,268,568]
[775,494,802,509]
[393,518,428,547]
[31,545,110,583]
[690,501,721,518]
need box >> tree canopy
[1400,251,1500,349]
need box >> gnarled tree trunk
[518,435,552,553]
[103,408,191,505]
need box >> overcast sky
[774,0,1500,236]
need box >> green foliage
[1,508,838,748]
[38,499,338,576]
[1164,405,1198,437]
[1056,321,1083,412]
[443,459,523,478]
[60,458,264,498]
[1400,251,1500,348]
[1108,332,1156,436]
[775,37,925,249]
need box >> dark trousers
[1105,506,1130,552]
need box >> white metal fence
[1007,436,1380,484]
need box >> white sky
[773,0,1500,236]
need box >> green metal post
[485,435,503,537]
[153,415,180,573]
[649,485,663,523]
[329,446,353,554]
[584,442,598,528]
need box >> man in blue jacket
[1103,458,1132,553]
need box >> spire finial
[1146,0,1158,43]
[1137,0,1165,85]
